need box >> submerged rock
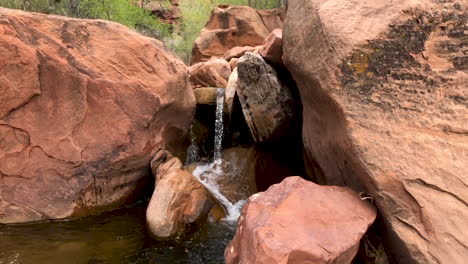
[189,58,231,88]
[283,0,468,262]
[190,5,282,64]
[0,8,194,224]
[225,176,376,264]
[237,52,296,143]
[147,150,212,239]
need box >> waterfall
[192,88,246,221]
[185,125,199,165]
[213,88,224,161]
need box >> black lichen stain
[339,8,467,111]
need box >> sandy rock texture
[283,0,468,262]
[190,5,284,65]
[147,150,212,239]
[225,176,376,264]
[0,8,195,224]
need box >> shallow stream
[0,202,236,264]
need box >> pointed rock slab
[225,67,238,116]
[225,176,376,264]
[283,0,468,262]
[237,52,295,143]
[147,150,213,239]
[0,8,194,224]
[260,28,283,65]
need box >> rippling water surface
[0,203,236,264]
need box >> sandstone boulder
[190,5,272,65]
[189,58,231,88]
[0,8,195,224]
[223,45,259,61]
[237,52,296,142]
[283,0,468,262]
[147,150,212,239]
[225,176,376,264]
[257,8,285,32]
[260,28,283,65]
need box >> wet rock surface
[147,150,213,239]
[0,8,195,224]
[225,176,377,264]
[283,0,468,262]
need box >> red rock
[147,150,212,238]
[260,28,283,65]
[229,58,239,69]
[257,8,285,32]
[283,0,468,262]
[190,5,271,65]
[0,8,195,224]
[225,176,376,264]
[223,45,258,61]
[189,58,231,88]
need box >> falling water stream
[191,88,246,221]
[0,88,245,263]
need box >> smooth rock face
[189,58,231,88]
[260,28,283,65]
[147,150,212,239]
[0,8,195,224]
[283,0,468,263]
[237,52,296,143]
[225,176,377,264]
[190,5,279,65]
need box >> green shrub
[0,0,170,39]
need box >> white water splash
[191,89,246,221]
[185,125,199,165]
[193,161,246,221]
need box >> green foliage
[0,0,170,39]
[78,0,171,39]
[0,0,282,62]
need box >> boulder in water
[0,8,194,224]
[147,150,213,239]
[225,176,376,264]
[283,0,468,262]
[236,52,296,143]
